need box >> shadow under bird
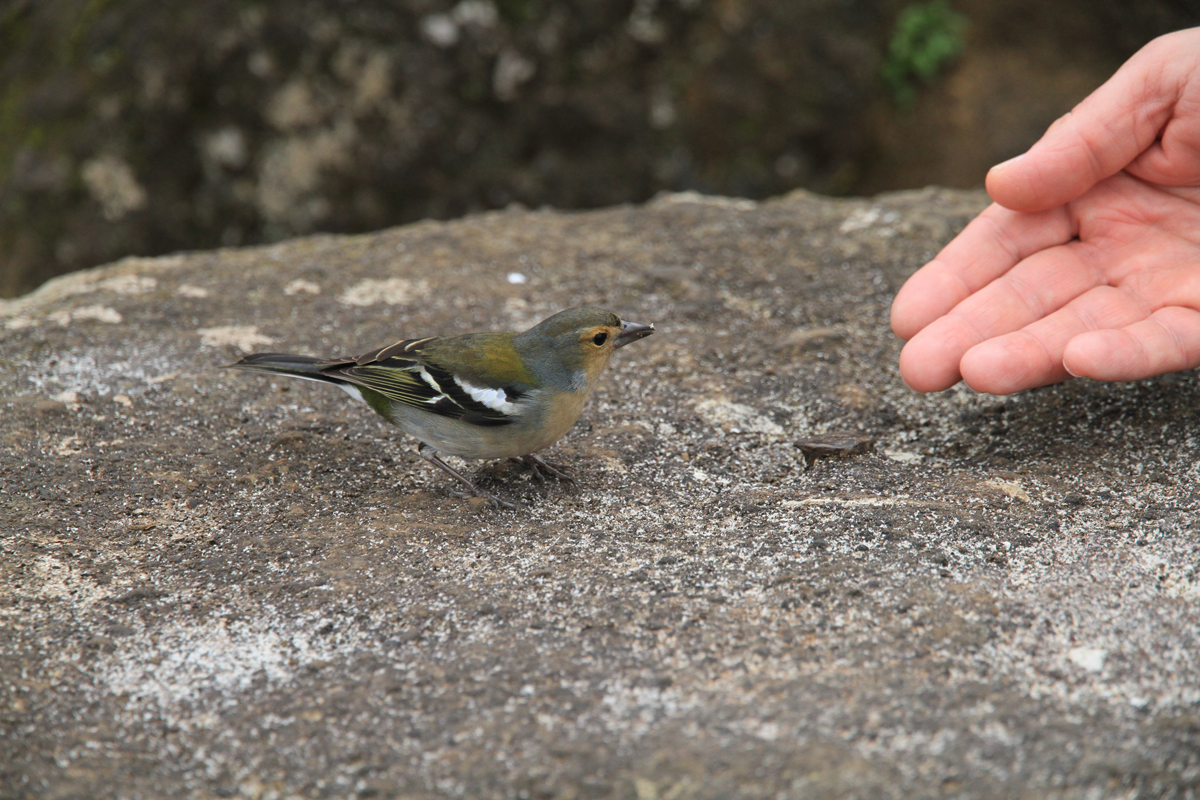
[228,306,655,509]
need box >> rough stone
[795,433,877,466]
[2,188,1199,799]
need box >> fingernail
[990,152,1026,172]
[1063,360,1080,378]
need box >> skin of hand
[890,27,1200,394]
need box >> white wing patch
[416,367,441,392]
[455,377,520,415]
[414,366,449,402]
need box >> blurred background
[2,0,1197,297]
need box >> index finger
[890,201,1074,340]
[985,28,1196,212]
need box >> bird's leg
[519,454,574,484]
[418,444,520,510]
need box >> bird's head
[515,306,655,391]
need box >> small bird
[229,306,655,508]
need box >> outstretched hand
[891,27,1200,394]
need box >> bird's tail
[227,353,343,386]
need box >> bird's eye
[592,332,608,346]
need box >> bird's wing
[315,337,521,427]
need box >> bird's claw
[420,443,523,510]
[517,454,574,484]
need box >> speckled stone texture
[2,189,1198,800]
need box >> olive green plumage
[229,306,655,508]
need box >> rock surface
[2,189,1199,799]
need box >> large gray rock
[2,189,1198,799]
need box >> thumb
[985,31,1186,213]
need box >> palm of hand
[892,27,1200,394]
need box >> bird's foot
[419,444,522,510]
[516,454,574,484]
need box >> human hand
[891,27,1200,394]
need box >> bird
[228,306,655,509]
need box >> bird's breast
[384,387,590,460]
[529,389,589,450]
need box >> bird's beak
[615,320,655,348]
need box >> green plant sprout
[882,1,968,107]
